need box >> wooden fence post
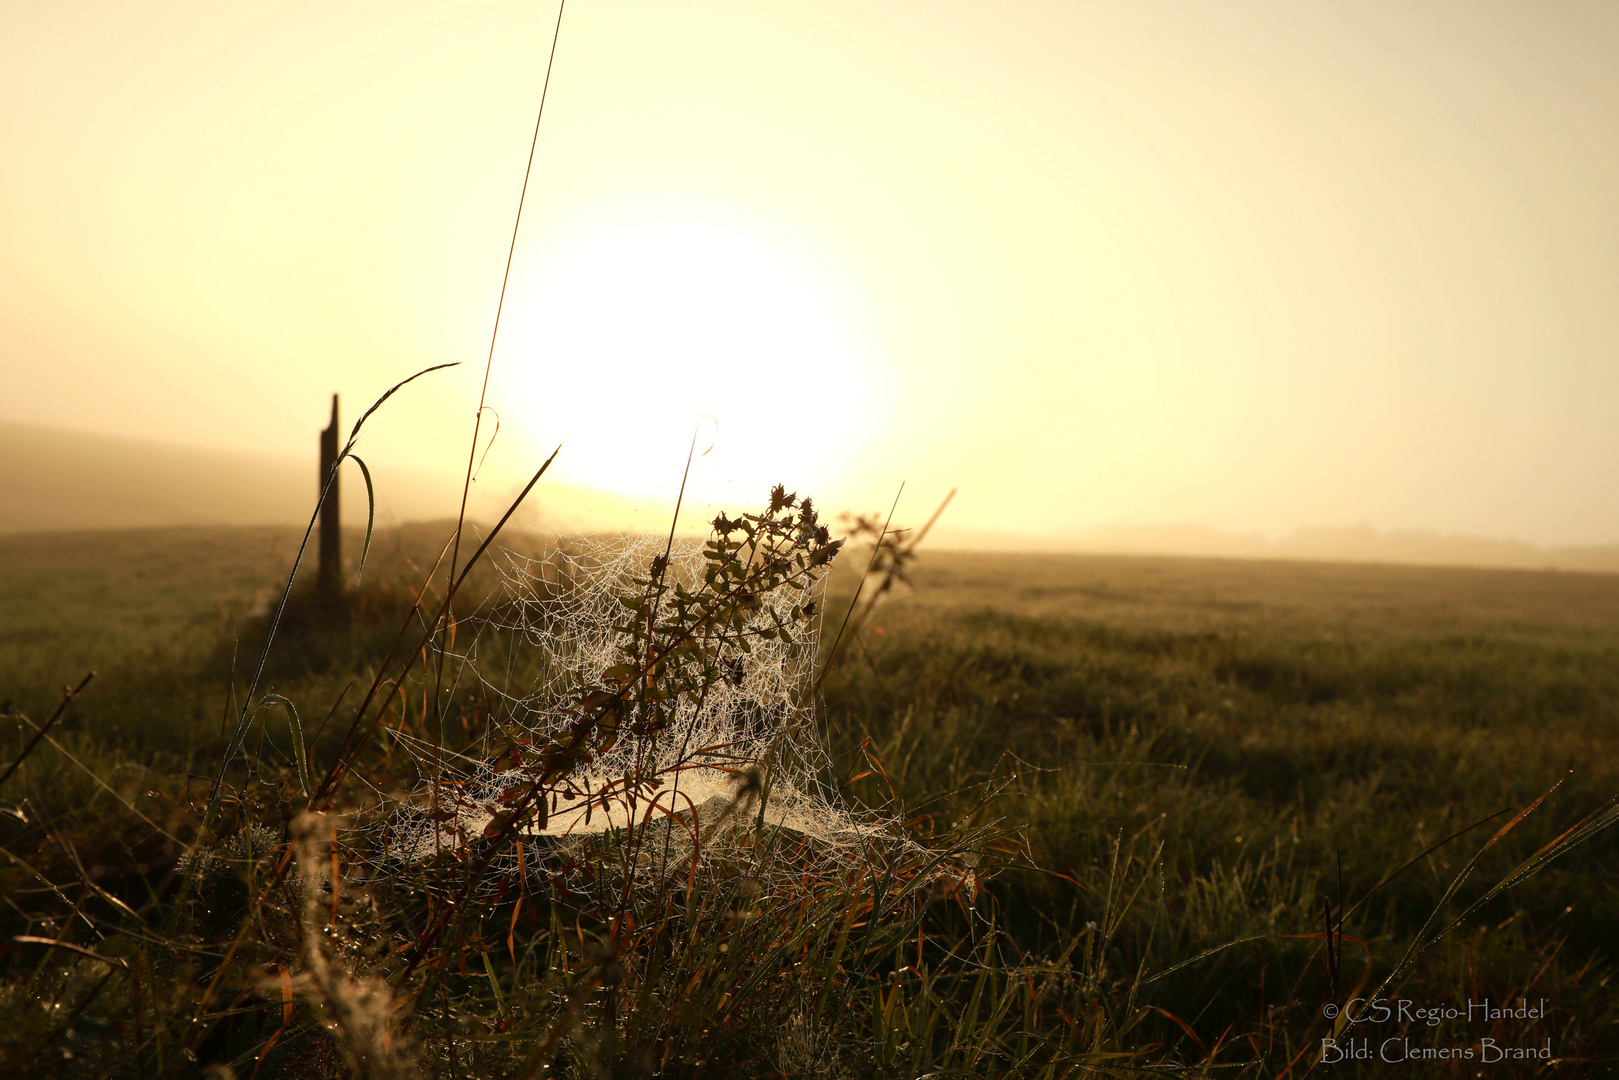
[318,394,341,599]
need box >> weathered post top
[318,393,342,599]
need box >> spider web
[372,526,900,892]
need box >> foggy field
[11,1,1619,1074]
[4,527,1618,1075]
[0,526,300,697]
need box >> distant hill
[1272,524,1619,573]
[1,420,316,532]
[931,522,1619,574]
[0,420,660,536]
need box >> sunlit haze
[5,2,1619,550]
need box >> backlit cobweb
[375,527,896,890]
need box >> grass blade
[348,453,377,585]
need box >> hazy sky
[5,1,1619,544]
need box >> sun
[496,209,887,505]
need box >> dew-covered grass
[4,534,1618,1076]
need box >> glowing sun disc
[498,212,886,503]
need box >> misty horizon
[7,416,1619,575]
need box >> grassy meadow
[3,523,1618,1076]
[830,552,1619,1069]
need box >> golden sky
[5,1,1619,545]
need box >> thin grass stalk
[0,672,95,791]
